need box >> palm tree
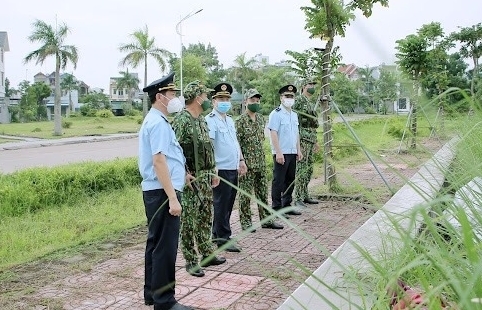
[357,66,376,108]
[24,19,78,136]
[116,70,140,109]
[60,73,79,116]
[119,25,172,117]
[230,52,257,113]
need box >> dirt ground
[0,137,447,310]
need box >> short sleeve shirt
[138,108,186,191]
[205,109,241,170]
[267,105,299,155]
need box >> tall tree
[171,54,207,87]
[19,82,51,121]
[285,49,320,81]
[4,78,18,98]
[229,52,257,92]
[24,19,78,135]
[251,66,292,114]
[183,43,226,86]
[331,72,359,113]
[300,0,388,191]
[60,73,79,116]
[119,25,172,117]
[373,68,398,110]
[449,23,482,96]
[395,32,429,148]
[357,66,377,108]
[116,70,140,109]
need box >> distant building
[337,64,358,80]
[274,60,290,68]
[34,72,90,119]
[109,72,139,102]
[0,31,10,123]
[253,53,269,68]
[0,31,10,98]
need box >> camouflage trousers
[238,168,270,230]
[180,172,216,265]
[295,139,315,201]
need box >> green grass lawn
[0,112,465,271]
[0,116,142,139]
[0,138,16,144]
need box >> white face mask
[282,98,295,108]
[162,94,185,114]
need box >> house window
[118,90,124,96]
[1,72,3,86]
[113,89,117,95]
[0,50,3,63]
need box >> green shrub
[95,109,114,118]
[0,158,141,217]
[387,123,406,139]
[62,120,72,129]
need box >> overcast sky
[2,0,481,92]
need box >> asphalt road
[0,138,139,174]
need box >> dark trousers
[213,169,238,244]
[271,154,297,210]
[143,189,181,309]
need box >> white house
[0,31,10,123]
[0,31,9,98]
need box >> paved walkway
[0,119,390,310]
[12,203,371,310]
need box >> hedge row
[0,158,141,217]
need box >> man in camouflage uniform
[236,89,284,231]
[171,81,226,278]
[293,79,320,208]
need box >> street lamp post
[175,8,203,95]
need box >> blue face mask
[216,101,232,114]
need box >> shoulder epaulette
[275,107,281,112]
[208,113,215,117]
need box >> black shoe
[285,209,302,216]
[242,226,256,233]
[167,303,194,310]
[218,242,241,252]
[201,255,226,267]
[261,222,284,229]
[185,263,204,277]
[145,299,154,306]
[294,200,307,208]
[304,197,320,204]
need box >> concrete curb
[278,137,458,310]
[0,133,138,151]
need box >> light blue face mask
[216,101,232,114]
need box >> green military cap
[183,80,214,101]
[300,78,317,88]
[244,88,262,100]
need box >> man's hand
[297,151,304,161]
[185,173,196,190]
[275,152,285,165]
[168,197,182,216]
[212,173,220,188]
[314,142,320,153]
[238,161,248,176]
